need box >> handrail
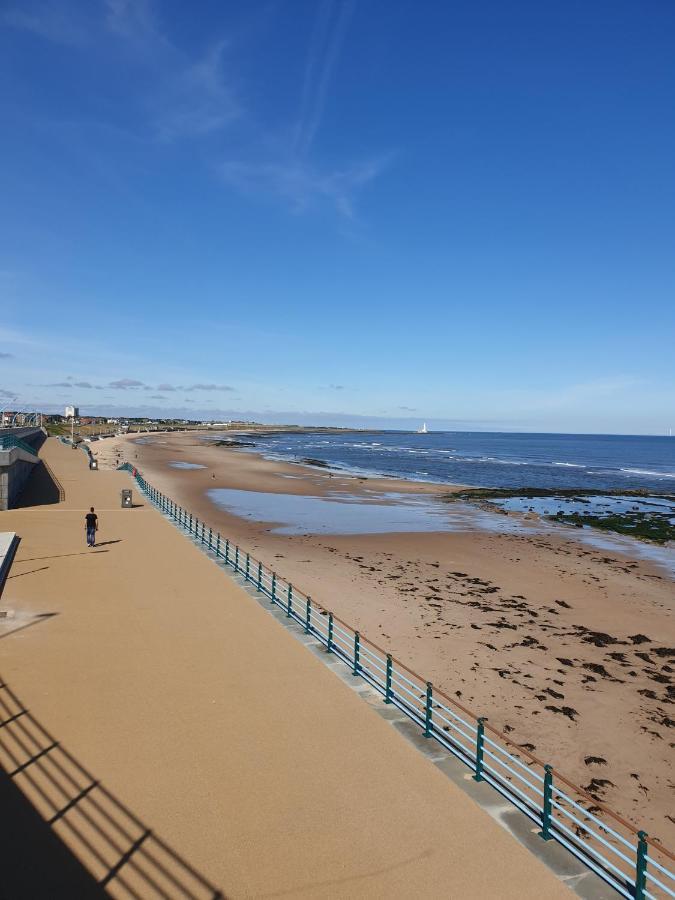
[42,459,65,501]
[118,461,675,899]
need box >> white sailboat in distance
[417,422,429,434]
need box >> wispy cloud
[104,0,237,141]
[0,389,17,399]
[1,2,87,45]
[218,0,388,218]
[154,41,237,141]
[104,0,163,46]
[40,379,99,388]
[142,382,234,392]
[219,156,387,217]
[6,0,385,220]
[293,0,355,158]
[0,352,14,359]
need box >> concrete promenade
[0,438,571,898]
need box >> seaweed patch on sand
[444,489,675,544]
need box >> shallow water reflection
[207,488,535,535]
[206,487,675,576]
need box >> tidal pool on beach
[206,487,675,575]
[487,494,675,521]
[207,488,538,535]
[169,461,207,470]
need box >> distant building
[65,405,79,419]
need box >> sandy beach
[94,430,675,847]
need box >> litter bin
[89,458,98,470]
[121,489,132,508]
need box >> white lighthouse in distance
[417,422,429,434]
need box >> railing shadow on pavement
[0,678,226,899]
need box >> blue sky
[1,0,674,434]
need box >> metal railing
[0,434,38,457]
[119,462,675,899]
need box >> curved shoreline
[93,429,675,845]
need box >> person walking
[85,507,98,547]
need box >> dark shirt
[85,513,98,528]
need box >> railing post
[225,539,229,564]
[473,717,487,782]
[635,831,648,900]
[286,583,292,616]
[327,612,334,653]
[385,654,393,703]
[257,561,262,591]
[423,682,433,737]
[352,632,360,676]
[305,597,311,634]
[189,513,193,533]
[538,765,554,841]
[216,533,221,556]
[245,553,250,580]
[201,522,205,543]
[271,572,276,603]
[234,546,239,572]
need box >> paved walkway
[0,438,571,898]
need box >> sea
[226,431,675,494]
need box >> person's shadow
[92,540,122,548]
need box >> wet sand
[96,431,675,846]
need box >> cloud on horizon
[109,378,145,389]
